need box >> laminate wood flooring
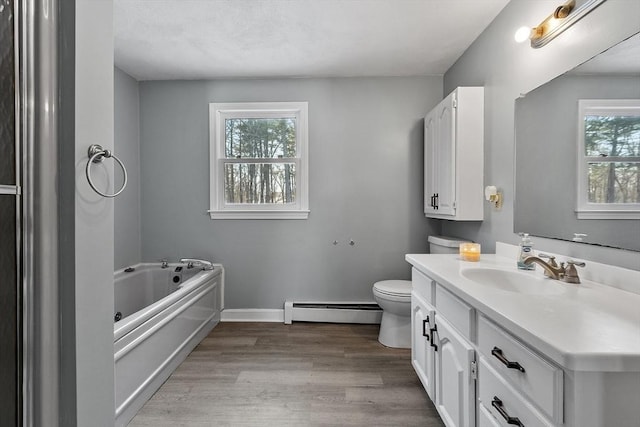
[129,322,444,427]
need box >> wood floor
[129,322,444,426]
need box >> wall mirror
[514,32,640,252]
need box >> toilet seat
[373,280,412,298]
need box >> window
[208,102,309,219]
[577,99,640,219]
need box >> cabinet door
[411,292,436,398]
[434,92,456,216]
[434,315,476,427]
[424,111,437,215]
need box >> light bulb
[514,26,531,43]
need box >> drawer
[478,357,554,427]
[478,315,563,423]
[435,283,474,340]
[412,268,434,304]
[478,404,501,427]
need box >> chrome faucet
[179,258,214,270]
[523,255,586,283]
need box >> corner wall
[139,77,441,309]
[74,0,115,424]
[443,0,640,270]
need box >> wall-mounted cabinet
[424,87,484,220]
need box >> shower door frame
[19,0,71,425]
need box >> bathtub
[113,262,224,427]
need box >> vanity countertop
[406,253,640,372]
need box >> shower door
[0,0,21,425]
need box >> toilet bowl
[372,236,471,349]
[372,280,412,348]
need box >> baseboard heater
[283,300,382,325]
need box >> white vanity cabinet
[411,267,561,427]
[411,268,476,427]
[424,87,484,221]
[411,290,436,398]
[434,315,476,427]
[477,315,563,425]
[408,252,640,427]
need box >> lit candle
[459,243,481,262]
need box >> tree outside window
[577,100,640,219]
[209,102,309,219]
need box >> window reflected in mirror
[577,99,640,217]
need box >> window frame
[208,102,309,219]
[576,99,640,219]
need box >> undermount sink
[461,268,567,295]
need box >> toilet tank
[428,235,470,254]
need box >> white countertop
[405,252,640,372]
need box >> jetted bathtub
[113,262,223,426]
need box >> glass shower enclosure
[0,0,21,424]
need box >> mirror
[515,32,640,252]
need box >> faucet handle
[538,253,558,278]
[538,253,557,266]
[566,260,586,267]
[563,260,586,284]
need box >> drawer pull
[422,316,430,341]
[429,324,438,351]
[491,397,524,427]
[492,347,525,372]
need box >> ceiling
[114,0,510,81]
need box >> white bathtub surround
[406,244,640,426]
[113,263,224,427]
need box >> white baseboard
[221,309,284,322]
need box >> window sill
[208,210,310,220]
[576,210,640,220]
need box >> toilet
[373,235,470,348]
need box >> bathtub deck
[128,322,443,426]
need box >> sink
[461,268,567,295]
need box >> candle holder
[460,242,481,262]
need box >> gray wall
[515,74,640,251]
[74,0,115,424]
[443,0,640,270]
[114,67,141,269]
[138,77,441,309]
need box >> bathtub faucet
[180,258,214,270]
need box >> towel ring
[86,144,128,198]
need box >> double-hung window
[208,102,309,219]
[577,99,640,219]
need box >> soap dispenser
[517,233,535,270]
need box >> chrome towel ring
[86,144,128,198]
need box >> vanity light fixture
[514,0,606,48]
[484,185,503,210]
